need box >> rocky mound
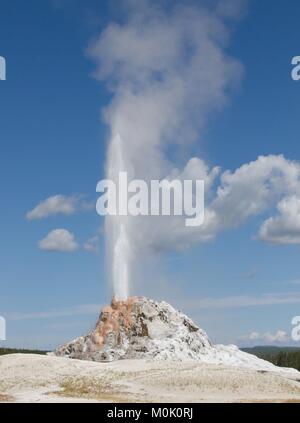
[54,296,212,361]
[53,297,298,374]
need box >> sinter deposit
[53,297,297,374]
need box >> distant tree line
[257,351,300,371]
[0,348,47,356]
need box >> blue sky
[1,0,300,349]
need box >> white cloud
[84,236,100,254]
[241,330,289,345]
[212,155,300,230]
[125,154,300,253]
[258,196,300,245]
[39,229,79,252]
[27,195,78,220]
[26,194,92,220]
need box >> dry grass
[54,376,143,403]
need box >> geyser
[88,1,243,299]
[105,134,132,300]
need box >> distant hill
[0,348,48,356]
[242,346,300,371]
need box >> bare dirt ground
[0,354,300,403]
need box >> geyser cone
[53,297,299,373]
[54,296,212,362]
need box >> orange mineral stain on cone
[92,296,139,347]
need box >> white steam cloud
[89,0,300,299]
[89,0,243,299]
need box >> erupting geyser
[88,1,246,301]
[106,134,132,300]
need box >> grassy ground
[55,376,139,402]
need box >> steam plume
[89,0,243,298]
